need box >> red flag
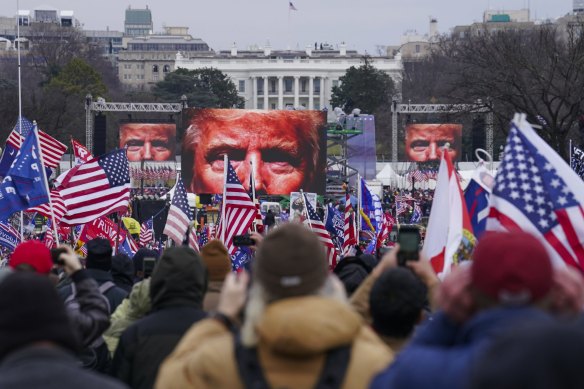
[71,138,92,164]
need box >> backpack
[64,281,116,372]
[234,333,352,389]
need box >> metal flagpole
[300,190,313,232]
[16,0,24,238]
[250,160,257,232]
[221,155,228,244]
[32,123,59,245]
[357,174,362,231]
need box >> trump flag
[487,114,584,271]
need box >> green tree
[153,67,244,108]
[330,56,395,114]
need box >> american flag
[487,115,584,271]
[163,177,192,245]
[303,192,339,269]
[44,219,55,249]
[218,161,256,255]
[342,192,357,255]
[395,195,415,202]
[396,200,411,216]
[139,218,154,247]
[570,145,584,180]
[58,149,131,226]
[410,202,422,223]
[410,170,425,181]
[289,1,298,11]
[377,212,395,248]
[7,120,67,168]
[27,189,67,225]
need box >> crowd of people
[0,222,584,389]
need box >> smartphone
[397,226,421,266]
[233,234,255,246]
[50,247,67,265]
[143,257,156,278]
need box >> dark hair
[333,256,373,296]
[369,268,427,338]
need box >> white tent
[376,164,400,187]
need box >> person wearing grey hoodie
[110,247,207,389]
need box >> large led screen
[182,108,327,195]
[119,122,177,162]
[405,123,462,162]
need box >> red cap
[471,231,552,304]
[9,240,53,274]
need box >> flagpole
[16,0,24,239]
[32,123,59,246]
[115,212,122,254]
[221,154,227,244]
[357,174,362,232]
[300,190,313,232]
[250,160,257,232]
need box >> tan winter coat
[155,296,393,389]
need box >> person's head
[333,256,374,296]
[242,223,344,346]
[471,321,584,389]
[405,123,462,162]
[132,248,158,280]
[85,238,113,272]
[369,268,427,339]
[471,231,553,308]
[182,109,325,195]
[0,272,79,361]
[111,253,134,285]
[150,246,208,310]
[119,123,176,162]
[9,240,52,274]
[200,240,231,282]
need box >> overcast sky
[13,0,574,53]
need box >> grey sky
[13,0,573,53]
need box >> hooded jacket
[111,247,208,389]
[155,296,393,389]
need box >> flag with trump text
[423,149,476,278]
[219,161,256,255]
[0,126,49,219]
[163,177,192,245]
[303,192,339,269]
[487,114,584,271]
[58,149,130,226]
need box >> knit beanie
[85,238,113,271]
[472,231,553,305]
[254,223,328,300]
[9,240,53,274]
[200,240,231,282]
[0,272,79,361]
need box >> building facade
[175,43,402,111]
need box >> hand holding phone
[233,234,255,247]
[397,226,421,266]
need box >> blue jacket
[370,306,553,389]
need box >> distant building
[124,6,153,37]
[174,43,402,113]
[574,0,584,14]
[117,26,211,89]
[452,9,535,38]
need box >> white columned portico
[294,76,300,108]
[252,76,257,109]
[263,76,268,110]
[319,77,325,110]
[278,76,284,109]
[308,76,314,110]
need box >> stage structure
[84,94,188,154]
[326,118,364,195]
[390,102,494,162]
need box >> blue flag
[464,166,492,239]
[410,202,422,224]
[325,204,344,251]
[360,178,377,231]
[119,236,137,257]
[0,126,49,219]
[0,221,20,250]
[231,246,252,271]
[0,117,34,177]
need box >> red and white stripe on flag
[303,193,340,269]
[189,227,199,251]
[486,114,584,271]
[342,193,356,255]
[423,150,475,278]
[8,129,67,168]
[26,190,67,224]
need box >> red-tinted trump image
[119,123,176,162]
[181,109,327,195]
[405,123,462,162]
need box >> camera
[233,234,255,246]
[50,248,67,265]
[143,257,156,278]
[397,226,421,266]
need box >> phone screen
[397,227,421,265]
